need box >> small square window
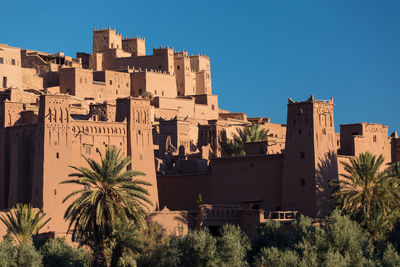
[212,104,215,110]
[300,179,306,187]
[56,152,60,159]
[110,80,112,85]
[300,151,305,159]
[0,58,3,64]
[126,83,129,87]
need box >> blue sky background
[1,0,399,132]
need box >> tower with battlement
[122,36,146,56]
[93,27,123,52]
[116,97,159,209]
[281,96,338,217]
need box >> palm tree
[110,218,142,267]
[0,203,51,245]
[62,147,152,266]
[331,152,400,236]
[222,123,269,157]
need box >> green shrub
[253,247,298,267]
[41,237,89,267]
[15,242,43,267]
[0,235,16,267]
[382,243,400,267]
[217,224,249,267]
[179,229,219,267]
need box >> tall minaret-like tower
[281,96,338,217]
[116,97,159,210]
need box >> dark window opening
[110,80,112,85]
[159,65,162,69]
[177,65,180,70]
[11,59,15,65]
[139,89,142,95]
[298,128,302,135]
[300,179,306,187]
[0,57,3,64]
[212,104,215,110]
[162,91,164,96]
[155,90,157,95]
[178,92,180,96]
[373,135,377,142]
[2,77,7,88]
[56,152,59,159]
[300,151,305,159]
[351,132,358,136]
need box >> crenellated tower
[122,36,146,56]
[93,27,123,52]
[116,97,159,209]
[281,96,338,217]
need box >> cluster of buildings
[0,27,399,236]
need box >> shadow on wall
[315,151,339,218]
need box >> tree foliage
[62,147,152,266]
[222,123,269,157]
[41,237,90,267]
[331,152,400,238]
[0,203,51,245]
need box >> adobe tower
[281,96,338,217]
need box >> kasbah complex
[0,27,399,238]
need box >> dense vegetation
[1,150,400,266]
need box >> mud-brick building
[0,94,158,235]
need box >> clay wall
[158,155,283,211]
[113,48,175,74]
[43,71,59,88]
[4,124,38,208]
[60,68,130,101]
[147,209,196,235]
[0,44,22,89]
[339,123,392,164]
[152,97,195,119]
[262,122,287,138]
[22,68,43,89]
[244,138,285,156]
[131,71,176,98]
[158,173,210,210]
[0,101,25,127]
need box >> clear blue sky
[1,0,399,132]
